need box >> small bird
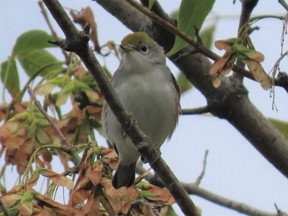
[101,32,180,189]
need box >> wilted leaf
[0,193,22,208]
[101,148,118,169]
[243,59,272,90]
[167,0,215,56]
[69,161,92,207]
[101,178,139,214]
[86,164,103,186]
[215,38,236,51]
[39,168,73,190]
[70,7,100,52]
[209,51,235,76]
[70,188,90,207]
[1,59,20,98]
[16,139,34,174]
[210,37,271,90]
[80,192,100,216]
[35,193,78,215]
[138,182,175,205]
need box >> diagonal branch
[42,0,199,215]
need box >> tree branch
[136,163,285,216]
[182,183,282,216]
[42,0,199,215]
[94,0,288,179]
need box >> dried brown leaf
[35,193,79,215]
[69,170,92,206]
[19,201,33,215]
[70,7,100,52]
[39,168,73,190]
[243,59,272,90]
[86,164,103,186]
[215,39,234,51]
[101,178,139,214]
[0,193,22,207]
[80,192,100,216]
[140,184,175,205]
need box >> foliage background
[0,0,288,215]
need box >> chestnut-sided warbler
[101,32,180,188]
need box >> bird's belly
[117,80,176,147]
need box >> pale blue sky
[1,1,288,215]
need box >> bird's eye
[140,44,148,53]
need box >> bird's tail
[112,162,136,189]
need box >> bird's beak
[119,44,134,53]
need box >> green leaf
[148,0,156,10]
[167,0,215,56]
[1,58,20,97]
[20,190,33,204]
[56,81,75,106]
[170,10,178,20]
[18,49,63,77]
[12,30,57,57]
[166,206,178,216]
[176,72,193,94]
[200,24,216,49]
[270,119,288,139]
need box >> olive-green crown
[121,32,157,46]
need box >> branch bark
[42,0,199,215]
[94,0,288,178]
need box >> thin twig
[27,86,70,149]
[270,50,288,109]
[195,150,209,186]
[274,203,288,216]
[181,106,211,115]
